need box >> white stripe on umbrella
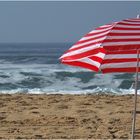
[101,62,139,69]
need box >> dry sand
[0,94,140,139]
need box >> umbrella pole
[132,49,139,139]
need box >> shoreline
[0,94,139,139]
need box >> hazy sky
[0,1,140,43]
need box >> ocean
[0,43,137,95]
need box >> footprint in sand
[31,111,40,114]
[57,105,69,109]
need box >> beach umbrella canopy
[60,17,140,73]
[60,17,140,139]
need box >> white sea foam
[0,87,138,95]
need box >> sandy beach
[0,94,139,139]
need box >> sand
[0,94,139,139]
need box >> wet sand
[0,94,140,139]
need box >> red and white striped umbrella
[60,17,140,73]
[60,17,140,139]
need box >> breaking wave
[0,63,137,95]
[0,43,138,95]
